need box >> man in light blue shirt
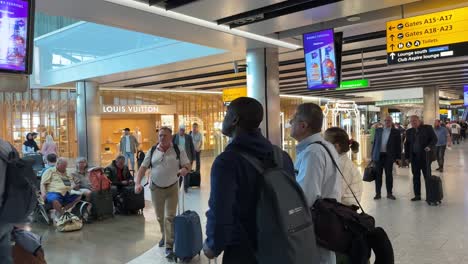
[290,103,341,264]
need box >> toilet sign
[101,105,176,114]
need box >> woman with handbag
[324,127,363,206]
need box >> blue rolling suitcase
[174,177,203,262]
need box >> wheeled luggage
[425,151,443,206]
[91,191,114,219]
[188,170,201,187]
[116,185,145,214]
[174,177,203,263]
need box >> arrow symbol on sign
[390,53,396,60]
[390,44,395,51]
[389,25,395,31]
[390,35,395,41]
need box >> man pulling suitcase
[134,127,191,259]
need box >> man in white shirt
[289,103,341,264]
[135,127,191,260]
[191,123,203,172]
[450,122,461,145]
[119,128,139,170]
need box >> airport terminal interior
[1,0,468,263]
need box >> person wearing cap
[72,157,93,202]
[119,128,139,171]
[172,125,196,164]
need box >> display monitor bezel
[0,0,35,75]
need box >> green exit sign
[337,79,370,90]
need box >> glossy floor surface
[32,143,468,264]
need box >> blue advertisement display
[303,29,338,90]
[0,0,30,73]
[464,85,468,107]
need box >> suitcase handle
[425,149,432,177]
[178,175,185,215]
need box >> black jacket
[371,128,402,162]
[105,160,132,186]
[404,125,438,160]
[173,134,196,162]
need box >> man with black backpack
[203,97,319,264]
[0,138,14,263]
[134,127,191,259]
[0,138,36,264]
[290,103,342,264]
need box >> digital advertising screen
[0,0,34,74]
[464,85,468,107]
[303,29,338,90]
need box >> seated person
[105,155,133,197]
[37,153,57,178]
[40,158,81,220]
[71,157,92,202]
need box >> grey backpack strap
[238,152,265,174]
[272,146,283,169]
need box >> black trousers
[435,145,446,169]
[375,153,394,195]
[195,151,201,172]
[222,244,257,264]
[411,153,431,197]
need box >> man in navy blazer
[371,116,402,200]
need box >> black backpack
[0,146,37,223]
[238,146,320,264]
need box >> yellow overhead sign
[386,7,468,53]
[222,87,247,104]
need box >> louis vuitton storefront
[0,88,306,165]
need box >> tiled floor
[32,143,468,263]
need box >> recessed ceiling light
[104,0,302,50]
[347,16,361,22]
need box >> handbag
[363,161,377,182]
[56,212,83,232]
[309,142,376,255]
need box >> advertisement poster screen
[464,85,468,107]
[303,29,338,90]
[0,0,30,73]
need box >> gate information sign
[386,7,468,65]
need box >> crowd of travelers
[1,97,466,263]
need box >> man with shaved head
[404,115,438,201]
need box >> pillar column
[246,48,281,145]
[76,81,101,166]
[423,86,439,125]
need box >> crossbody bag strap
[309,141,366,214]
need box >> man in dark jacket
[173,126,196,164]
[371,116,401,200]
[405,115,438,201]
[203,97,294,264]
[105,155,133,202]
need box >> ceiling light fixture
[346,16,361,22]
[104,0,302,50]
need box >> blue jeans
[0,223,12,264]
[124,152,135,170]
